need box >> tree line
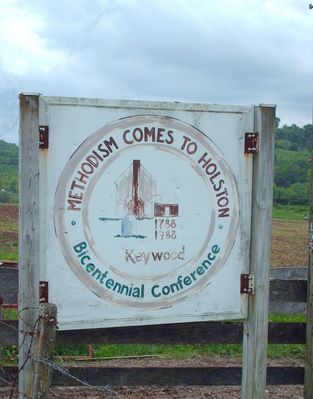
[0,122,312,205]
[274,122,312,205]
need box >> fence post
[19,93,40,399]
[304,124,313,398]
[32,303,57,399]
[242,105,275,399]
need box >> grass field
[272,204,309,220]
[0,203,309,362]
[0,204,18,260]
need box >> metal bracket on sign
[240,274,255,294]
[244,132,259,154]
[39,125,49,149]
[39,281,49,303]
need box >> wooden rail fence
[0,263,308,388]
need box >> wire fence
[0,307,120,399]
[0,265,311,397]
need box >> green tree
[0,140,18,203]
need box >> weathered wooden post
[19,93,40,399]
[32,303,57,399]
[304,123,313,398]
[242,105,275,399]
[87,344,94,358]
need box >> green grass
[93,343,243,358]
[0,250,18,260]
[0,210,18,260]
[269,313,305,323]
[1,313,305,364]
[55,344,88,357]
[0,218,17,232]
[267,344,304,358]
[1,309,18,364]
[2,308,18,319]
[53,343,244,359]
[272,204,309,220]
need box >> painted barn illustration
[115,160,179,220]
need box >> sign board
[22,96,258,329]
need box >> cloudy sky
[0,0,312,143]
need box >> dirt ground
[271,218,308,267]
[0,204,18,221]
[0,385,303,399]
[0,356,304,398]
[0,386,304,399]
[0,204,18,256]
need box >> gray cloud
[0,0,312,143]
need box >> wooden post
[304,123,313,398]
[87,344,94,358]
[32,303,57,399]
[242,105,275,399]
[19,94,40,399]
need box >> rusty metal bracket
[244,132,259,154]
[240,274,255,294]
[39,281,49,303]
[39,125,49,149]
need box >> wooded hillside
[274,124,312,205]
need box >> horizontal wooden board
[0,320,19,345]
[57,321,243,345]
[57,322,306,345]
[268,322,305,344]
[0,366,304,387]
[270,279,307,302]
[269,302,306,315]
[0,268,18,304]
[270,267,307,280]
[0,321,306,345]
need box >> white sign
[54,115,239,309]
[35,97,254,329]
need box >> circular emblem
[54,115,239,309]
